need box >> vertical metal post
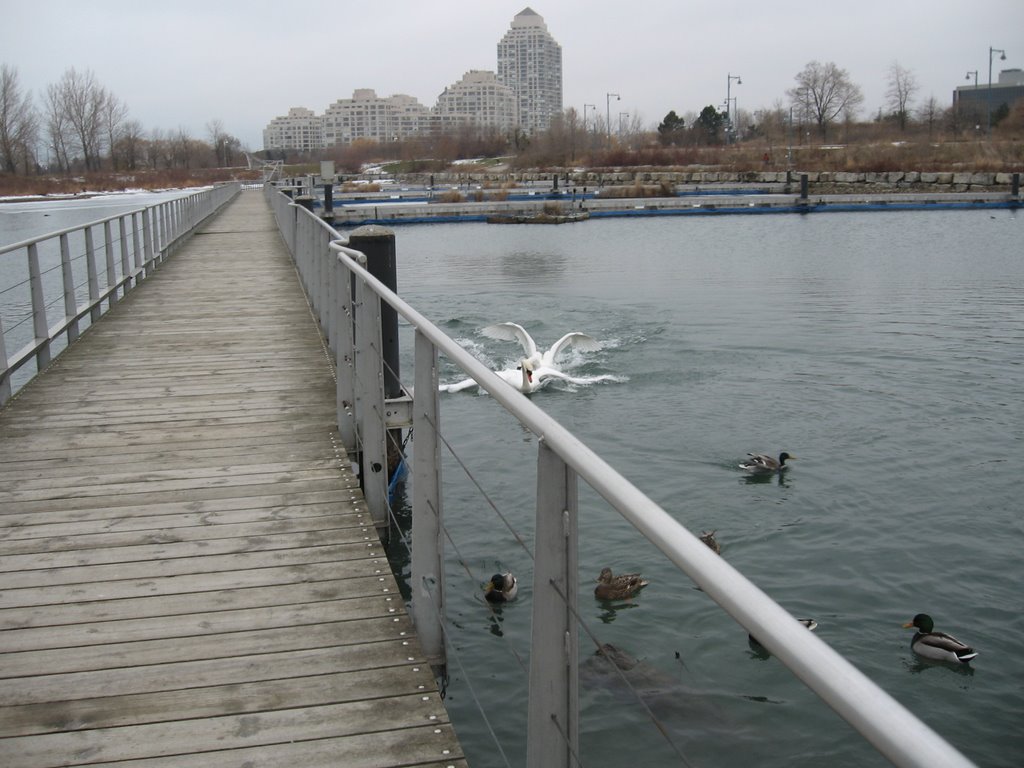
[527,440,579,768]
[59,233,78,344]
[103,220,117,305]
[353,273,389,530]
[131,212,143,276]
[0,314,10,406]
[84,227,100,323]
[27,243,50,371]
[118,217,131,291]
[1012,172,1020,197]
[335,253,357,454]
[800,173,809,200]
[411,329,445,667]
[141,208,154,272]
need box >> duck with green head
[902,613,978,663]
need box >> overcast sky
[3,0,1021,151]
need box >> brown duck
[594,567,649,601]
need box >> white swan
[440,357,615,395]
[481,322,601,368]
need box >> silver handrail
[272,186,976,768]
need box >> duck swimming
[699,530,722,554]
[484,572,519,603]
[481,322,601,370]
[903,613,978,663]
[739,452,795,472]
[594,567,649,601]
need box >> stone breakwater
[409,170,1020,193]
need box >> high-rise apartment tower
[497,7,563,133]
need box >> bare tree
[916,96,942,140]
[0,63,38,173]
[886,61,919,131]
[49,68,109,171]
[113,118,145,170]
[788,61,864,142]
[103,93,129,169]
[44,82,74,172]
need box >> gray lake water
[377,209,1023,768]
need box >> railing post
[142,210,155,273]
[527,439,580,768]
[84,226,100,323]
[411,328,445,668]
[103,220,117,306]
[353,271,389,530]
[59,233,79,344]
[27,243,50,371]
[118,217,131,291]
[334,253,357,454]
[0,314,10,406]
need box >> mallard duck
[739,452,795,472]
[484,572,518,603]
[903,613,978,663]
[594,567,649,601]
[699,530,721,554]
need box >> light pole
[619,111,629,136]
[583,103,596,133]
[987,46,1006,137]
[726,73,741,142]
[606,92,620,144]
[965,70,978,88]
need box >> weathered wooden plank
[0,664,434,737]
[0,616,417,677]
[0,491,356,530]
[1,640,424,706]
[0,561,390,609]
[0,529,379,572]
[0,597,395,652]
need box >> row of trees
[0,63,246,176]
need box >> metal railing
[267,184,977,768]
[0,184,240,405]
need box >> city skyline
[3,0,1021,151]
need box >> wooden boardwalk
[0,191,465,767]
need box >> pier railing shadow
[267,183,976,768]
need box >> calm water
[373,209,1023,767]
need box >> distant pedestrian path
[0,191,464,767]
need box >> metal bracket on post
[384,389,413,429]
[410,330,445,669]
[527,440,580,768]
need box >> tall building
[435,70,517,135]
[262,107,323,153]
[497,7,563,134]
[322,89,431,148]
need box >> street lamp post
[606,92,620,144]
[726,73,741,142]
[987,46,1006,137]
[583,103,596,133]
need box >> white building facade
[262,107,323,153]
[322,89,431,147]
[496,7,563,134]
[434,70,517,134]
